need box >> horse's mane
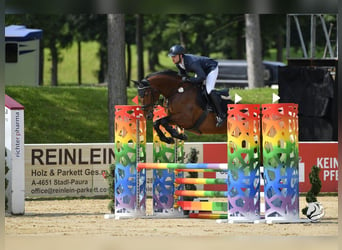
[146,70,179,79]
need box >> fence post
[114,105,146,219]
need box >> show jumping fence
[114,103,299,223]
[151,106,184,217]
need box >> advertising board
[24,142,337,198]
[202,142,338,193]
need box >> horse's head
[134,70,182,120]
[134,78,159,120]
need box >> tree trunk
[77,41,82,85]
[236,20,244,59]
[39,39,44,85]
[107,14,127,142]
[148,47,159,72]
[245,14,264,88]
[276,31,283,62]
[179,31,185,48]
[49,41,58,86]
[136,14,144,81]
[98,45,107,83]
[126,43,131,87]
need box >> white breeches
[205,66,218,94]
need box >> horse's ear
[132,80,140,86]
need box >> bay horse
[134,70,233,144]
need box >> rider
[168,44,226,127]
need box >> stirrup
[216,115,226,127]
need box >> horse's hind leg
[153,119,175,144]
[159,117,188,141]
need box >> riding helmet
[168,45,185,57]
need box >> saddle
[187,85,232,133]
[197,85,231,114]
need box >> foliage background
[5,85,277,143]
[5,14,335,143]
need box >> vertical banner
[5,95,25,215]
[227,104,261,222]
[114,105,146,218]
[262,103,299,222]
[152,106,184,216]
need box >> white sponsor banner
[25,143,204,198]
[25,143,115,197]
[5,97,25,214]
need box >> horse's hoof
[181,134,188,140]
[162,137,175,144]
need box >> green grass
[230,87,277,104]
[6,86,108,143]
[5,85,277,144]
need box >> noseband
[137,79,156,110]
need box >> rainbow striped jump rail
[175,178,227,185]
[137,163,228,171]
[175,190,228,197]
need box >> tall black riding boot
[209,92,227,127]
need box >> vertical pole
[310,14,316,59]
[262,103,299,222]
[152,106,184,216]
[136,117,140,212]
[227,104,261,223]
[286,15,291,59]
[114,105,146,219]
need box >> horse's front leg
[153,118,175,144]
[159,116,188,142]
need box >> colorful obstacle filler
[152,106,184,216]
[114,105,146,219]
[227,104,261,223]
[262,103,299,222]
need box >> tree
[107,14,127,142]
[125,15,136,86]
[67,14,106,85]
[160,14,244,59]
[143,15,168,72]
[260,14,286,62]
[136,14,144,81]
[245,14,264,88]
[5,14,74,86]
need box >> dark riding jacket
[176,54,218,84]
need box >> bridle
[137,79,157,115]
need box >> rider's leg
[206,67,227,127]
[208,92,227,127]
